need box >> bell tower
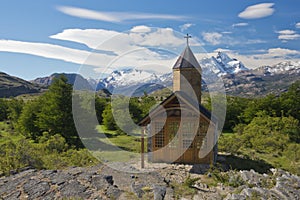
[172,34,202,104]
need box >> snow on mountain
[96,69,171,94]
[93,52,299,96]
[256,61,300,76]
[95,52,249,93]
[200,52,248,77]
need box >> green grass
[91,125,145,162]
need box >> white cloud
[238,3,275,19]
[0,40,113,67]
[232,23,249,27]
[221,31,232,34]
[277,30,296,35]
[276,29,300,41]
[51,27,186,54]
[202,32,223,45]
[57,6,187,23]
[296,22,300,29]
[179,23,195,32]
[278,34,300,40]
[0,27,195,75]
[130,25,152,33]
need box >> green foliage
[241,114,291,153]
[6,98,24,127]
[207,165,245,188]
[0,127,98,176]
[102,103,116,130]
[284,143,300,162]
[224,96,249,131]
[280,80,300,121]
[218,133,243,154]
[14,75,83,147]
[183,174,200,188]
[37,76,80,146]
[102,95,155,133]
[0,99,8,121]
[0,138,43,175]
[17,99,42,140]
[95,96,108,124]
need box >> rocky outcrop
[0,164,299,199]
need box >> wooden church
[139,35,218,165]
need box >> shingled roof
[172,46,201,69]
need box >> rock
[153,185,166,200]
[131,183,145,198]
[224,193,246,200]
[60,180,90,199]
[2,190,21,200]
[106,185,122,199]
[91,175,113,190]
[23,180,50,200]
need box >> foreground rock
[0,163,299,199]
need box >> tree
[237,113,296,153]
[18,99,42,140]
[7,98,24,127]
[102,103,116,130]
[224,96,249,131]
[281,81,300,121]
[95,96,107,124]
[36,76,81,147]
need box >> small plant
[183,174,201,188]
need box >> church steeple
[172,34,202,103]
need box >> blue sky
[0,0,299,80]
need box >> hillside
[0,72,42,98]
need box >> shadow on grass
[220,154,274,174]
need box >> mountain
[94,52,248,96]
[94,53,299,97]
[221,61,300,97]
[96,69,172,96]
[0,72,42,98]
[200,52,248,77]
[32,73,93,90]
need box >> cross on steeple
[184,33,192,46]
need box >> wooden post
[141,127,145,168]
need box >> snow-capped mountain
[200,52,248,77]
[95,69,171,95]
[87,52,299,97]
[255,61,300,76]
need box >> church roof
[172,46,201,69]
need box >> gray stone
[91,175,113,190]
[23,180,50,200]
[153,185,166,200]
[131,183,145,198]
[106,185,122,199]
[50,172,73,185]
[60,180,89,199]
[2,190,21,200]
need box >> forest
[0,76,299,175]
